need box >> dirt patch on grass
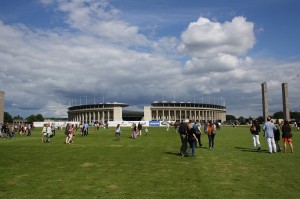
[80,162,95,167]
[107,184,120,189]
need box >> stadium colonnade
[67,101,226,124]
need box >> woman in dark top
[274,124,281,152]
[281,120,294,153]
[250,120,261,150]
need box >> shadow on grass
[235,147,269,153]
[165,151,181,156]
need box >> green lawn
[0,125,299,199]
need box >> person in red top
[207,121,217,150]
[68,124,75,144]
[281,120,294,153]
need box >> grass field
[0,125,299,199]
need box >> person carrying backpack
[178,119,189,156]
[194,120,202,148]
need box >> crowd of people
[177,119,219,157]
[1,117,296,156]
[0,123,34,138]
[251,116,294,154]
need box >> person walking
[184,122,198,157]
[281,120,294,153]
[45,123,52,143]
[131,123,138,139]
[207,121,217,150]
[83,122,89,136]
[51,123,56,136]
[115,124,121,140]
[250,120,261,150]
[144,127,149,136]
[68,124,75,144]
[41,124,47,143]
[65,123,71,144]
[193,120,202,148]
[137,122,142,136]
[178,119,189,155]
[263,117,277,153]
[274,124,281,152]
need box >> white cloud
[56,0,149,46]
[178,16,255,57]
[178,16,256,78]
[0,1,299,119]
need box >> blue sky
[0,0,299,119]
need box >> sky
[0,0,300,119]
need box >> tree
[4,112,13,123]
[273,111,283,119]
[226,115,236,121]
[256,116,264,124]
[36,114,44,121]
[237,116,246,124]
[26,114,44,123]
[291,112,300,120]
[13,115,23,120]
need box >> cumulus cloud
[179,16,255,75]
[55,0,149,46]
[0,0,299,119]
[0,0,184,117]
[179,16,255,57]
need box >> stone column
[282,83,290,121]
[0,91,5,124]
[261,82,269,122]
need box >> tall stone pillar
[261,82,269,122]
[282,83,290,121]
[0,91,5,124]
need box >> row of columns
[68,110,113,123]
[151,108,226,122]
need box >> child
[145,127,149,136]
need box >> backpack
[193,124,200,134]
[179,123,187,134]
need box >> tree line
[227,111,300,124]
[3,111,300,124]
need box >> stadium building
[68,101,226,123]
[144,101,226,122]
[67,102,129,124]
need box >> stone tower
[282,83,290,121]
[0,91,4,124]
[261,82,268,122]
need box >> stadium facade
[67,102,128,124]
[68,101,226,123]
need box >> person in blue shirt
[83,122,89,136]
[263,117,277,153]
